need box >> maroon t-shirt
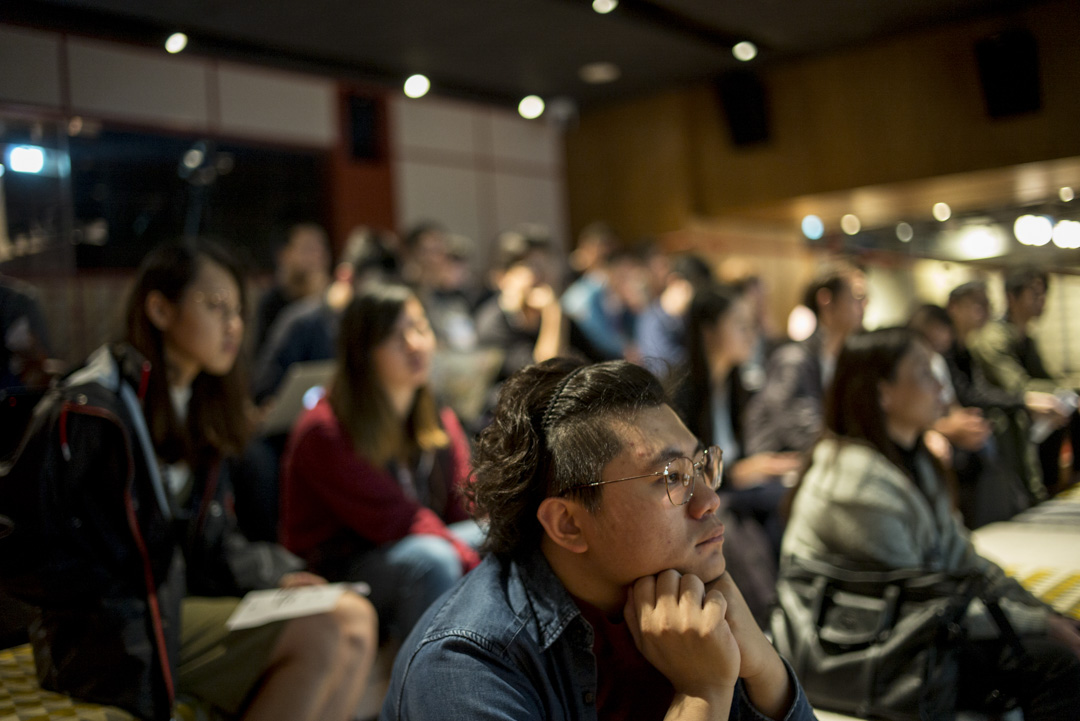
[575,597,675,721]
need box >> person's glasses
[563,445,723,507]
[191,291,242,323]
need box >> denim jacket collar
[513,549,589,652]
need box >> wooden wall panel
[567,0,1080,239]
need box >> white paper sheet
[226,582,370,630]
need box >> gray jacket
[781,438,1048,639]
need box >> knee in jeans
[405,537,462,584]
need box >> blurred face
[1010,279,1047,320]
[833,273,867,335]
[707,299,756,367]
[281,228,330,291]
[157,258,243,385]
[373,297,436,396]
[577,405,726,591]
[878,341,945,441]
[949,291,989,336]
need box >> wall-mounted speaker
[975,28,1041,119]
[347,95,381,160]
[715,70,770,147]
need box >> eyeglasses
[563,445,723,507]
[191,291,242,323]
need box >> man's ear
[537,497,589,554]
[145,291,174,332]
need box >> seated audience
[381,358,816,721]
[14,240,375,721]
[561,246,650,362]
[674,283,802,567]
[251,223,331,358]
[418,232,481,352]
[969,267,1078,494]
[908,302,1026,528]
[474,227,569,383]
[744,263,866,455]
[782,327,1080,720]
[636,252,714,379]
[280,283,481,642]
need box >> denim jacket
[380,550,817,721]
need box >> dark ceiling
[2,0,1048,110]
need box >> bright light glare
[1052,220,1080,249]
[801,215,824,240]
[165,33,188,54]
[896,222,914,243]
[956,226,1007,260]
[1013,214,1053,246]
[9,146,45,174]
[840,214,861,235]
[0,164,5,178]
[302,385,326,410]
[592,0,618,14]
[932,203,951,222]
[182,148,205,170]
[518,95,545,120]
[404,74,431,99]
[1061,187,1075,203]
[732,42,758,62]
[787,305,817,342]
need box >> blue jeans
[338,520,484,641]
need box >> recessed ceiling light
[1052,220,1080,249]
[801,215,824,240]
[518,95,545,120]
[840,214,861,235]
[732,41,758,62]
[165,32,188,54]
[1061,186,1075,203]
[896,222,913,242]
[404,74,431,99]
[579,62,620,84]
[1014,214,1053,246]
[592,0,618,14]
[932,202,951,222]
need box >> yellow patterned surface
[1008,568,1080,620]
[0,645,134,721]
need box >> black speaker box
[347,95,381,160]
[975,29,1041,119]
[715,70,770,147]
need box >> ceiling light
[1061,187,1075,203]
[1052,219,1080,249]
[404,74,430,99]
[165,32,188,54]
[1013,214,1053,246]
[8,146,45,174]
[801,215,824,241]
[896,222,913,242]
[592,0,618,14]
[579,62,620,84]
[732,42,758,62]
[518,95,545,120]
[840,214,861,235]
[932,202,951,222]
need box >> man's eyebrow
[647,441,703,466]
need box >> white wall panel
[391,97,478,157]
[0,27,62,107]
[491,173,567,253]
[68,40,208,128]
[491,112,561,170]
[217,65,336,146]
[396,161,483,245]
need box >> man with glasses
[381,358,815,721]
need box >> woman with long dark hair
[782,327,1080,719]
[23,240,376,721]
[281,282,481,641]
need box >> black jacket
[2,344,301,720]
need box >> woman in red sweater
[280,283,481,640]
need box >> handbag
[770,557,1010,721]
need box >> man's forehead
[610,406,695,462]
